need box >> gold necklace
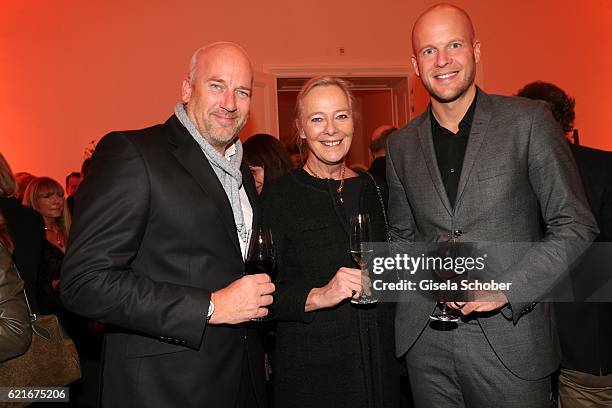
[304,162,346,203]
[44,226,65,251]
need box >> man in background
[368,124,396,182]
[518,81,612,407]
[65,171,82,214]
[65,171,82,196]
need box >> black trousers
[236,349,259,408]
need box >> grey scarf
[174,103,248,245]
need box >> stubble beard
[202,114,248,151]
[425,62,477,104]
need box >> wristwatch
[207,299,215,321]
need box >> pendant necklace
[305,162,346,203]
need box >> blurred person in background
[65,172,82,197]
[0,154,44,313]
[243,133,293,195]
[13,172,35,202]
[65,171,82,216]
[518,81,612,407]
[368,125,396,184]
[23,177,70,313]
[23,176,98,406]
[67,157,94,215]
[0,211,32,363]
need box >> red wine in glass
[245,227,276,320]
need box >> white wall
[1,0,610,183]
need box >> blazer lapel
[241,162,259,232]
[454,90,492,212]
[166,116,242,255]
[417,113,453,216]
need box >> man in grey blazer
[386,4,598,407]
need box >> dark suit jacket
[368,156,387,184]
[555,144,612,375]
[61,115,266,408]
[0,197,44,313]
[387,90,598,380]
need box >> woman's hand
[305,267,362,311]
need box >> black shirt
[431,93,478,208]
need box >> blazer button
[453,230,463,238]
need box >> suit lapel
[166,116,242,255]
[454,90,492,212]
[417,114,453,216]
[241,162,259,232]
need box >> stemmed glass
[245,227,276,320]
[350,214,377,305]
[429,236,461,322]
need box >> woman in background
[23,177,71,313]
[243,133,294,195]
[22,177,99,406]
[261,76,399,408]
[0,212,32,363]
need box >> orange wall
[1,0,611,183]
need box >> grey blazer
[386,89,598,380]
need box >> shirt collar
[225,143,237,161]
[430,91,478,135]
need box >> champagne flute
[350,214,377,304]
[245,227,276,321]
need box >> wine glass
[350,214,377,305]
[429,235,461,322]
[245,227,276,321]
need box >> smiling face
[298,85,354,169]
[411,5,480,105]
[182,43,253,154]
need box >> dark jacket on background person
[0,198,44,313]
[368,156,387,184]
[555,144,612,375]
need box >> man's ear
[411,56,420,77]
[473,40,481,64]
[181,79,192,103]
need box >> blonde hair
[23,177,71,239]
[0,153,17,199]
[295,76,355,126]
[294,76,355,159]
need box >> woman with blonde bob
[261,76,399,407]
[23,177,71,313]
